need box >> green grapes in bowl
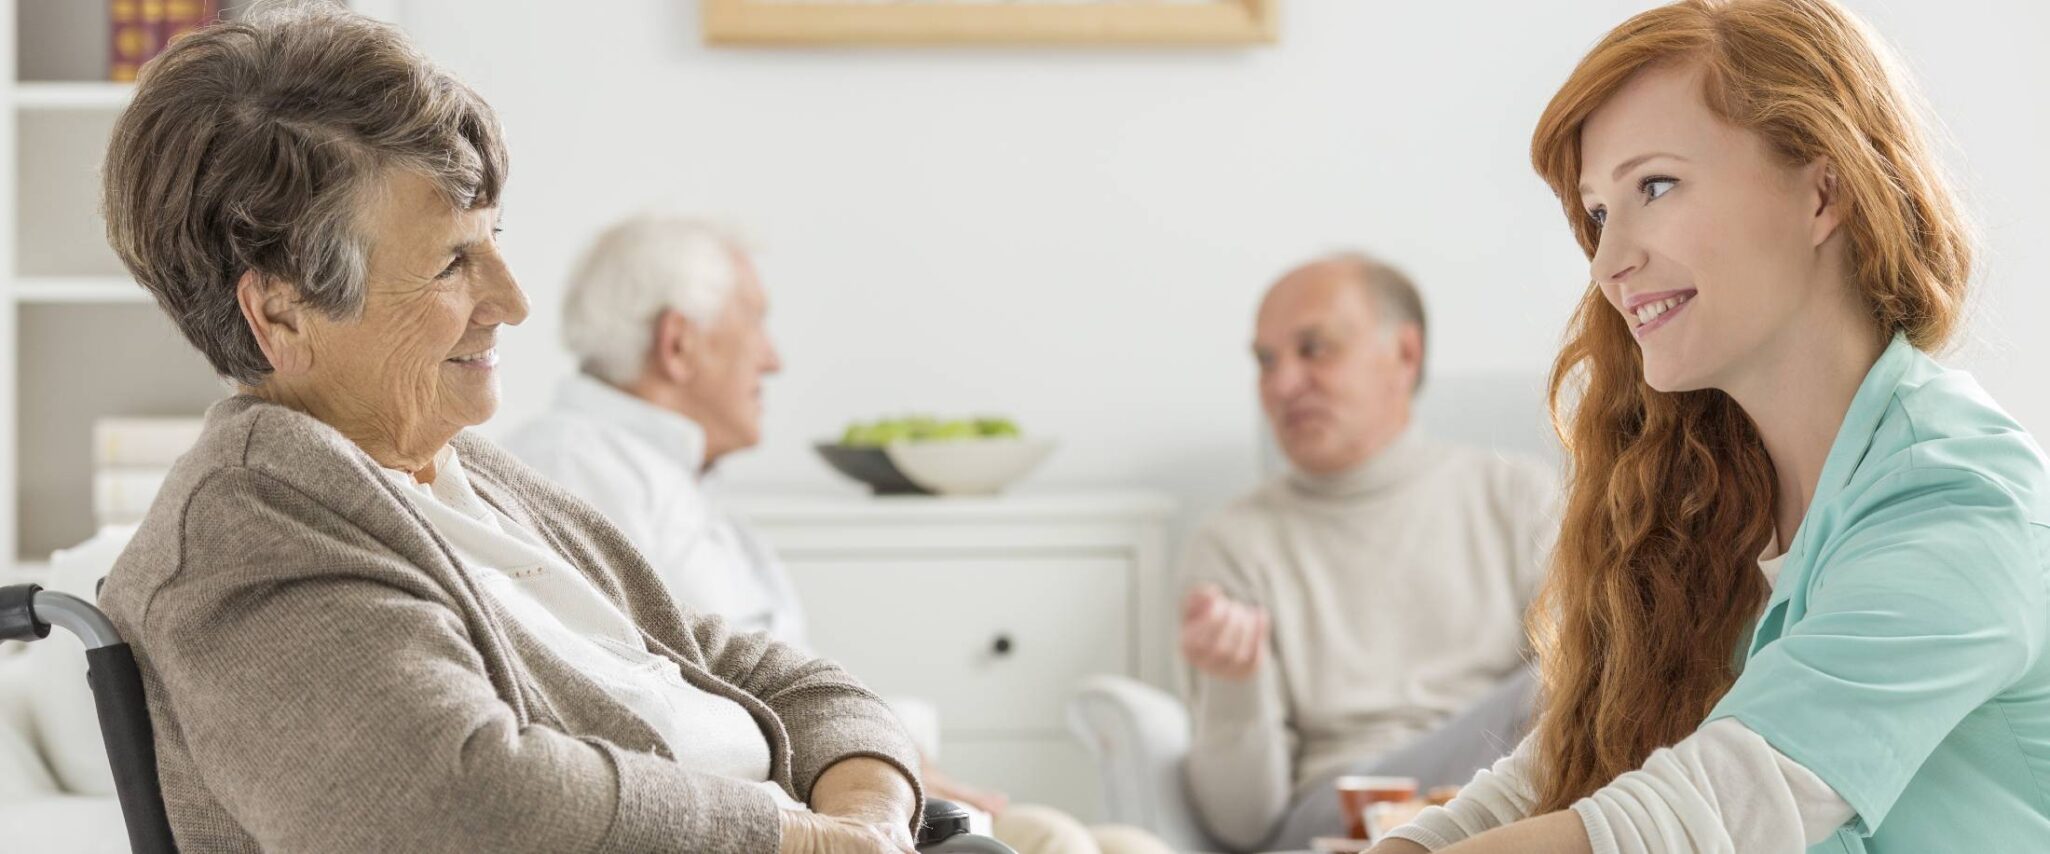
[819,415,1049,495]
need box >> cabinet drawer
[786,557,1131,732]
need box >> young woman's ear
[1809,158,1847,248]
[235,270,312,375]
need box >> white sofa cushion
[0,647,61,798]
[0,793,130,854]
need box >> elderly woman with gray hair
[95,5,926,853]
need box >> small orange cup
[1334,775,1419,840]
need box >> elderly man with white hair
[506,213,1171,854]
[507,217,802,643]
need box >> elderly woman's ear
[234,269,313,377]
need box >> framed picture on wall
[701,0,1278,47]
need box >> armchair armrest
[1066,674,1223,853]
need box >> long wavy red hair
[1526,0,1973,812]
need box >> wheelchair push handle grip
[916,797,1017,853]
[0,584,49,642]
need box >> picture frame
[701,0,1278,47]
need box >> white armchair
[1066,674,1226,853]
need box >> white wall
[402,0,2050,530]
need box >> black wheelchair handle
[1,585,126,649]
[0,584,49,642]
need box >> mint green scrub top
[1705,334,2050,852]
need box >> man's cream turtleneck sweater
[1180,430,1557,849]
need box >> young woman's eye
[1641,175,1678,202]
[1587,206,1608,228]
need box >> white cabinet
[790,555,1132,732]
[728,490,1175,822]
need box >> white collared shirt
[504,374,808,649]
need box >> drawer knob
[991,634,1014,656]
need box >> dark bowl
[813,443,933,495]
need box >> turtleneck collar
[1283,428,1436,501]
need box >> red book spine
[139,0,168,70]
[108,0,149,82]
[161,0,221,51]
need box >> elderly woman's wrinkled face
[283,171,527,468]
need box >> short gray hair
[101,1,507,385]
[1329,251,1429,395]
[561,215,747,385]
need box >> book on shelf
[110,0,223,83]
[110,0,151,83]
[161,0,223,53]
[93,417,205,468]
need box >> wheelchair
[0,583,1010,853]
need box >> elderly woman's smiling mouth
[446,341,499,369]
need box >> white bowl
[882,438,1055,496]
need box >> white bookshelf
[15,277,150,303]
[13,82,131,110]
[3,0,404,571]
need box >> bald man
[1178,254,1556,852]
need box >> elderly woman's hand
[785,756,921,853]
[779,810,917,854]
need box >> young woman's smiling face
[1578,62,1845,393]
